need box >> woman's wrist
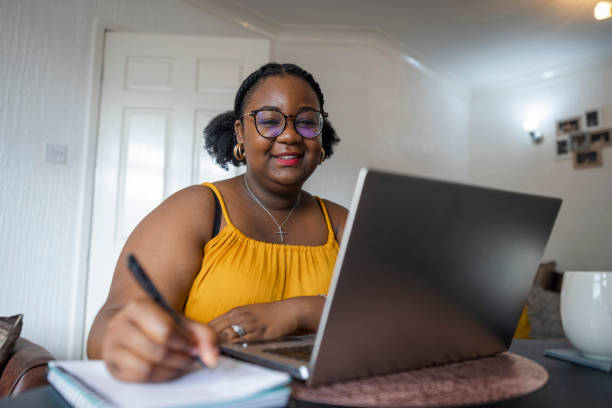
[285,296,325,333]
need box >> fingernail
[203,347,219,367]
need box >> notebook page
[51,357,291,408]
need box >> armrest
[0,338,55,397]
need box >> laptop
[221,168,561,386]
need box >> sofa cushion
[0,314,23,373]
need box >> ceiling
[230,0,612,89]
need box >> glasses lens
[295,111,323,138]
[255,110,284,138]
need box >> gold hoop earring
[319,148,326,164]
[233,143,246,161]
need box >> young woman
[87,63,347,382]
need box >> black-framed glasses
[242,109,328,139]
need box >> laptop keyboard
[262,345,313,362]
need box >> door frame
[70,19,128,359]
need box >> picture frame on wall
[585,109,601,129]
[569,132,591,152]
[556,116,581,137]
[590,129,611,148]
[555,137,571,160]
[573,149,602,169]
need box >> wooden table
[1,340,609,408]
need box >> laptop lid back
[308,168,561,385]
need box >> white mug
[561,271,612,361]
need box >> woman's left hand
[208,296,325,343]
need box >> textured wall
[0,0,258,359]
[274,43,470,207]
[468,64,612,271]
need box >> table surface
[1,340,610,408]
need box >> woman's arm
[87,185,219,381]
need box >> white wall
[468,64,612,271]
[0,0,259,359]
[274,43,470,207]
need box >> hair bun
[203,110,241,170]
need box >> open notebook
[47,357,291,408]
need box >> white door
[84,32,269,354]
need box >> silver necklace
[243,174,300,243]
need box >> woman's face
[235,75,323,188]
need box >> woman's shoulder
[151,185,217,238]
[166,184,216,208]
[174,177,239,202]
[313,196,349,243]
[122,184,218,260]
[319,198,348,218]
[174,178,242,220]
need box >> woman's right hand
[101,298,219,382]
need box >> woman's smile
[272,151,304,166]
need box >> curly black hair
[204,63,340,170]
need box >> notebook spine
[48,364,115,407]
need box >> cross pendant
[275,227,286,242]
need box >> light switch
[45,143,67,164]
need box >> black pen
[127,254,205,367]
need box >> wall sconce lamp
[595,1,612,20]
[523,118,544,144]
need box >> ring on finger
[231,324,246,337]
